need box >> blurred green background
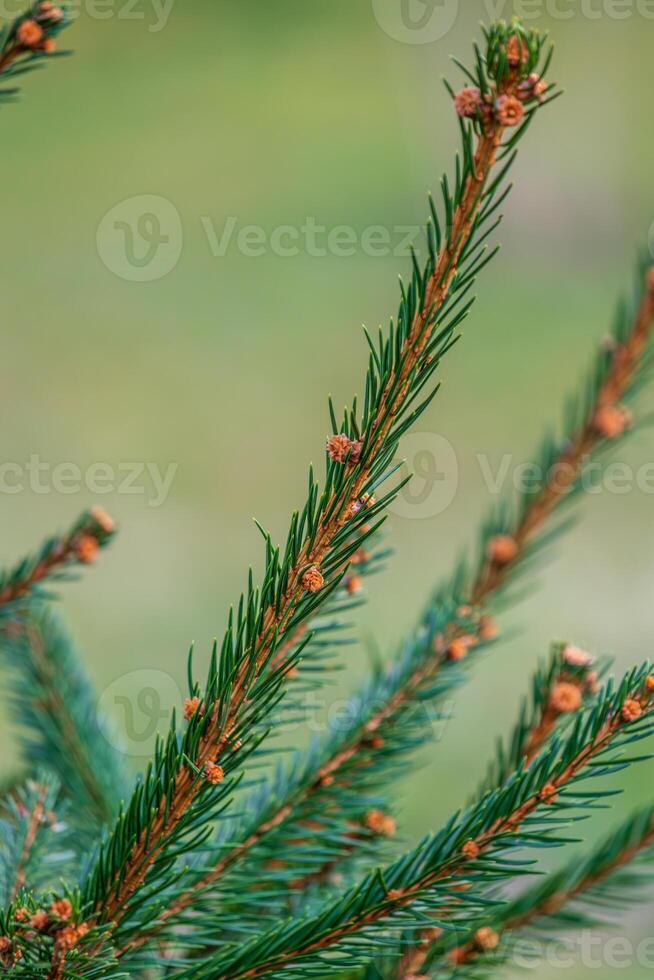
[2,0,654,975]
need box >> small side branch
[0,2,72,102]
[0,507,115,612]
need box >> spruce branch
[2,607,130,828]
[0,772,75,909]
[0,508,116,615]
[0,509,124,827]
[474,642,605,801]
[0,2,72,103]
[173,664,654,978]
[151,254,654,949]
[77,20,556,954]
[0,885,120,977]
[7,784,47,904]
[0,10,651,980]
[470,263,654,606]
[417,802,654,977]
[390,642,606,979]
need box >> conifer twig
[474,642,603,800]
[419,803,654,976]
[0,1,72,103]
[0,508,115,613]
[8,782,47,903]
[174,665,654,978]
[393,643,603,979]
[0,511,125,827]
[470,266,654,604]
[0,773,73,910]
[79,21,556,954]
[3,609,129,826]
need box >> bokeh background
[2,0,654,975]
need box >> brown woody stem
[10,782,48,901]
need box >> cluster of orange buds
[453,28,548,139]
[14,4,64,56]
[8,901,87,963]
[326,434,362,464]
[454,87,526,131]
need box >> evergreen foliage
[1,13,653,980]
[0,2,72,103]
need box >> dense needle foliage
[1,9,654,980]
